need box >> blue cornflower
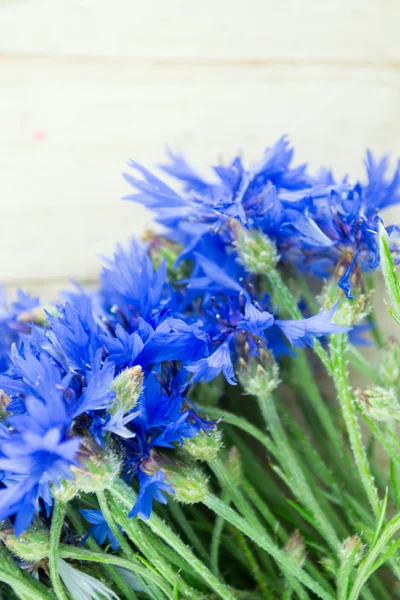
[184,293,349,385]
[129,470,174,520]
[124,139,400,299]
[0,288,41,372]
[80,509,120,550]
[99,239,167,332]
[0,425,80,535]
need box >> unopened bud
[1,525,49,562]
[71,439,121,493]
[378,340,400,387]
[52,478,78,503]
[234,226,278,274]
[285,530,306,568]
[226,447,242,487]
[111,366,143,413]
[319,285,372,327]
[0,390,11,420]
[355,386,400,422]
[339,535,364,566]
[183,429,223,462]
[320,557,337,576]
[238,349,280,396]
[164,463,209,504]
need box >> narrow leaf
[378,223,400,316]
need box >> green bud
[111,365,143,413]
[164,463,209,504]
[378,340,400,387]
[355,385,400,422]
[238,349,280,396]
[226,446,242,487]
[320,557,337,577]
[1,525,49,562]
[234,225,279,274]
[285,530,306,568]
[0,389,11,420]
[52,478,78,503]
[183,429,223,462]
[339,535,365,566]
[71,439,121,493]
[145,232,191,283]
[318,279,372,327]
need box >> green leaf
[338,538,362,600]
[372,490,388,547]
[378,223,400,316]
[173,579,180,600]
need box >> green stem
[97,490,137,562]
[58,545,173,597]
[230,527,272,600]
[109,482,237,600]
[266,269,332,374]
[0,570,53,600]
[210,490,230,577]
[349,512,400,600]
[203,494,334,600]
[66,504,141,600]
[330,334,380,517]
[168,500,209,563]
[107,488,211,600]
[257,392,340,552]
[198,404,276,455]
[49,500,69,600]
[294,351,344,457]
[358,409,400,469]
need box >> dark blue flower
[129,470,174,520]
[274,303,351,348]
[80,509,120,550]
[124,140,400,299]
[186,339,236,385]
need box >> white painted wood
[1,0,400,291]
[0,0,399,63]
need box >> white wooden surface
[1,0,400,296]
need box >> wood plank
[1,58,400,283]
[0,0,399,63]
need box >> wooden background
[1,0,400,300]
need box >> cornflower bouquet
[1,138,400,600]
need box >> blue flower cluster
[0,141,356,539]
[124,137,400,299]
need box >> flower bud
[1,525,49,562]
[164,463,209,504]
[71,439,121,493]
[318,284,372,327]
[285,530,306,568]
[111,366,143,414]
[320,557,337,576]
[378,340,400,387]
[234,225,278,274]
[355,385,400,422]
[0,389,11,420]
[238,349,280,396]
[226,446,242,487]
[183,429,223,462]
[52,478,78,503]
[339,535,364,566]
